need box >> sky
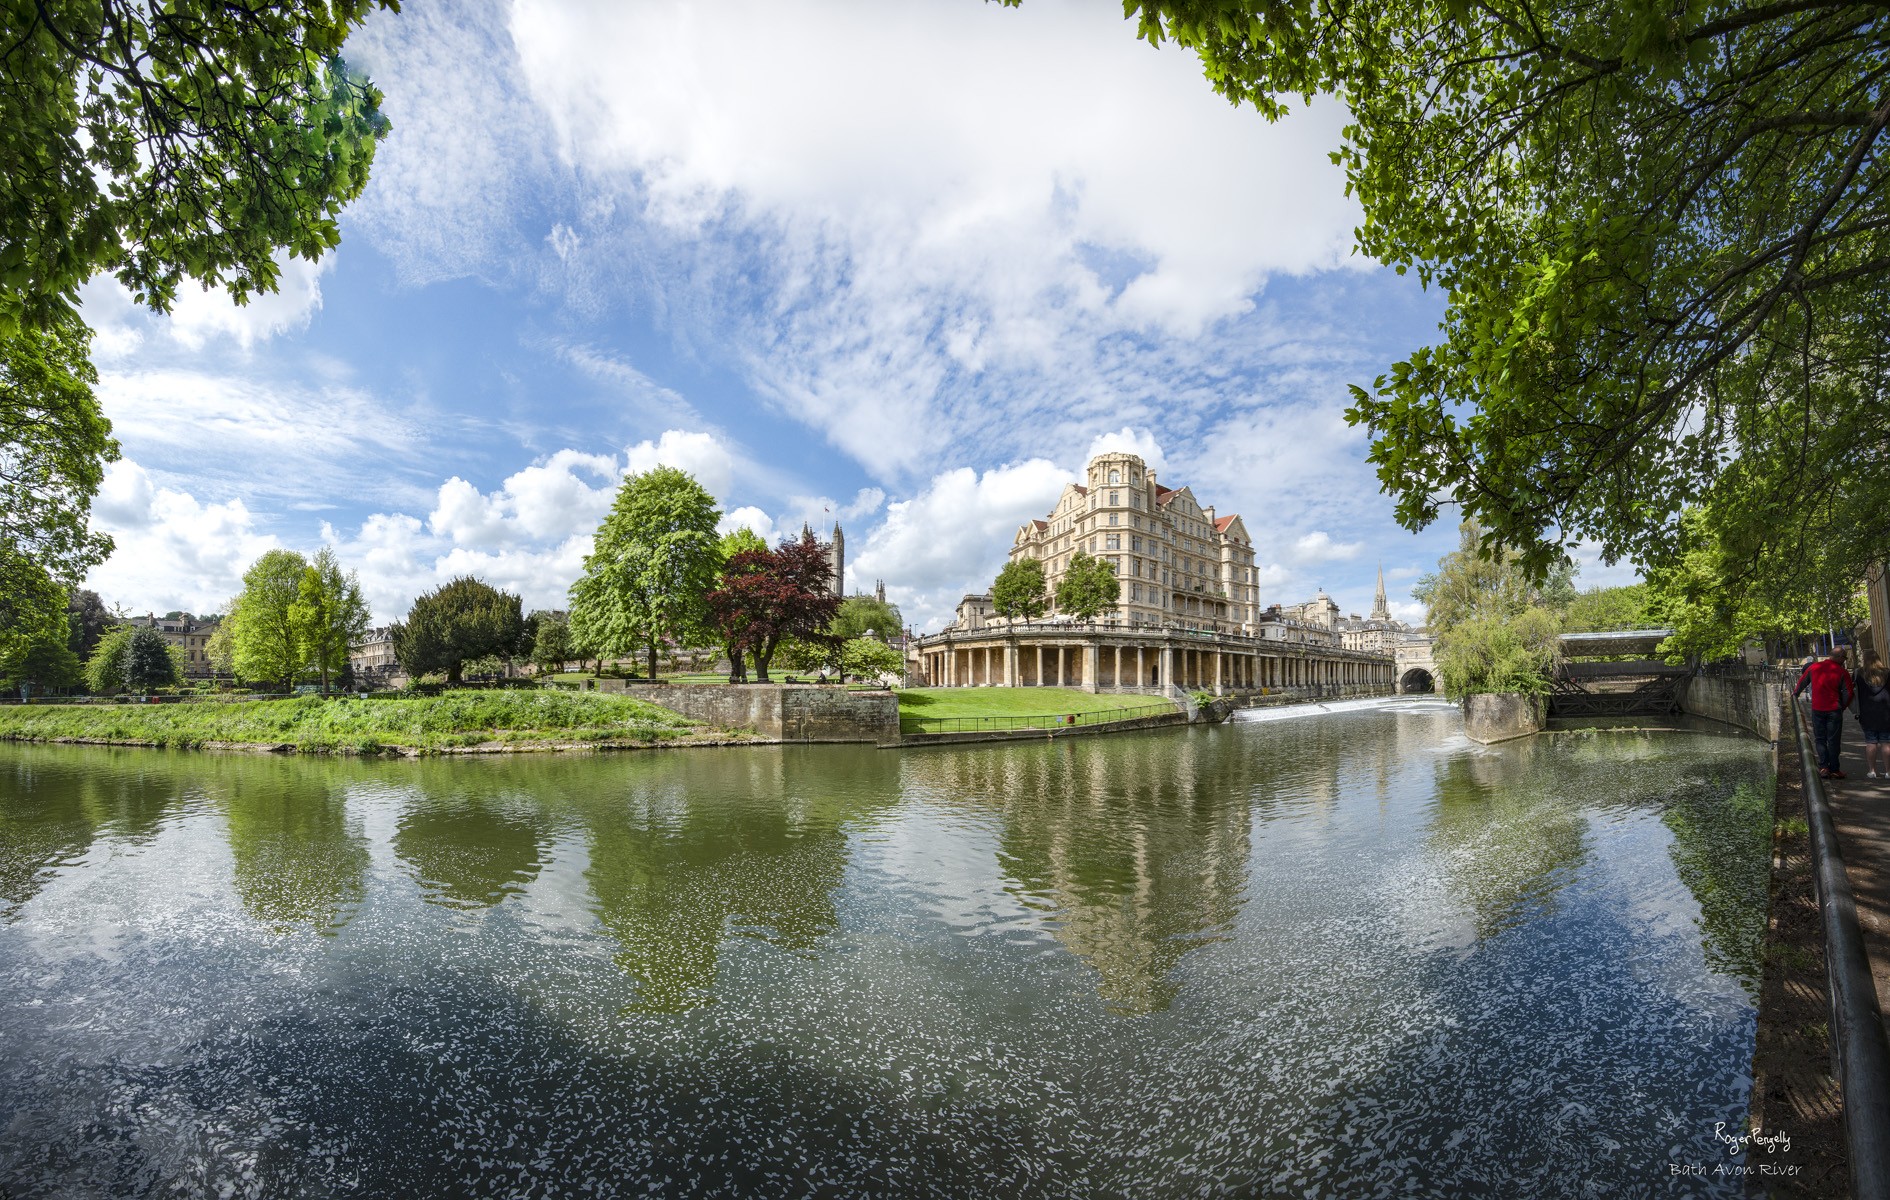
[74,0,1631,633]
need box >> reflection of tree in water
[1427,738,1591,940]
[579,749,888,1013]
[221,765,368,935]
[1657,773,1771,991]
[0,748,189,917]
[393,787,549,912]
[903,736,1253,1016]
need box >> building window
[1109,491,1119,506]
[1108,513,1119,526]
[1105,534,1121,550]
[1109,469,1121,484]
[1131,583,1141,601]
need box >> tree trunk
[727,641,748,683]
[646,636,658,681]
[754,637,774,684]
[447,660,463,685]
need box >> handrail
[1791,695,1890,1200]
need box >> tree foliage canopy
[831,594,904,641]
[231,549,308,688]
[1,315,117,638]
[569,467,722,680]
[1,0,393,336]
[1124,0,1890,592]
[122,625,177,692]
[706,533,842,683]
[1054,552,1119,620]
[291,547,370,692]
[992,558,1048,621]
[1416,520,1574,633]
[392,576,524,685]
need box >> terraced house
[1009,451,1262,632]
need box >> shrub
[1435,608,1560,697]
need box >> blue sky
[73,0,1626,631]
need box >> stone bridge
[1394,638,1438,694]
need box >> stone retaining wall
[896,711,1188,747]
[1681,673,1784,741]
[1462,692,1546,744]
[601,682,900,744]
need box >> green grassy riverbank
[0,691,709,755]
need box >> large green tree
[230,549,309,690]
[391,577,525,686]
[64,588,111,659]
[1415,520,1574,634]
[830,594,904,642]
[1,614,81,695]
[1,315,117,643]
[1117,0,1890,593]
[569,467,722,681]
[122,625,178,693]
[529,609,573,675]
[1,0,392,336]
[992,558,1048,622]
[1054,551,1120,621]
[291,547,370,693]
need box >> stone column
[1213,650,1223,695]
[1160,644,1174,689]
[1084,643,1099,692]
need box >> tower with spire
[1371,563,1390,622]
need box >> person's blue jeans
[1812,708,1845,772]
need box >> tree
[1054,551,1119,620]
[291,547,370,693]
[840,636,902,683]
[122,626,178,692]
[85,625,131,694]
[1642,508,1852,662]
[1414,520,1574,634]
[706,533,843,683]
[529,610,573,675]
[205,604,238,681]
[1119,0,1890,593]
[1,615,81,695]
[1435,609,1562,699]
[716,527,768,682]
[1,1,393,337]
[391,577,524,686]
[831,594,904,641]
[992,558,1048,622]
[1,316,118,639]
[64,588,111,660]
[1562,585,1660,635]
[231,549,310,690]
[569,467,722,681]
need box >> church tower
[1371,563,1390,622]
[829,523,845,597]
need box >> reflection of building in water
[393,792,549,911]
[221,774,369,934]
[901,739,1251,1015]
[577,753,870,1013]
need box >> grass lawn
[0,690,703,755]
[896,687,1174,722]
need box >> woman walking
[1856,652,1890,779]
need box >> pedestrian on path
[1795,648,1856,778]
[1854,651,1890,779]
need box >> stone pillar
[1005,642,1017,687]
[1084,643,1099,693]
[1213,650,1223,695]
[1136,646,1145,689]
[1056,645,1065,688]
[1160,644,1174,689]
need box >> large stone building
[1335,567,1418,655]
[1007,451,1261,631]
[128,612,221,680]
[349,626,401,687]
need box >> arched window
[1109,469,1121,484]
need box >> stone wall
[1462,692,1546,744]
[599,682,899,744]
[899,710,1188,747]
[1681,672,1785,741]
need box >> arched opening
[1400,668,1434,695]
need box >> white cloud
[1291,531,1364,564]
[852,458,1076,630]
[1085,427,1168,477]
[428,449,619,550]
[85,461,280,614]
[623,429,735,500]
[167,254,333,350]
[718,505,780,543]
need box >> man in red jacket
[1795,648,1856,778]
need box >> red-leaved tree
[707,532,842,683]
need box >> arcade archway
[1399,668,1435,695]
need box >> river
[0,699,1774,1197]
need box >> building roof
[1033,519,1048,530]
[1213,515,1237,532]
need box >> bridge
[1549,629,1685,718]
[1394,638,1438,694]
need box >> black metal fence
[899,705,1170,735]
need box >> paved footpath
[1824,728,1890,1043]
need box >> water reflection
[393,787,549,911]
[220,766,368,934]
[577,751,880,1012]
[0,750,189,917]
[903,737,1249,1015]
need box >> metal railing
[1790,695,1890,1200]
[899,704,1172,735]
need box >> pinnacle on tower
[1372,563,1390,622]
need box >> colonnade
[915,634,1396,697]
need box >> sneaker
[1870,771,1882,780]
[1832,770,1848,780]
[1820,768,1833,778]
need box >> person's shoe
[1832,770,1848,780]
[1870,771,1882,780]
[1820,768,1833,778]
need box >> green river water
[0,698,1775,1197]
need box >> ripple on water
[0,721,1771,1197]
